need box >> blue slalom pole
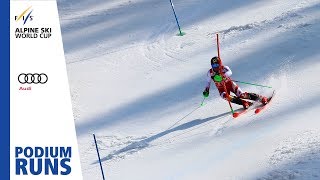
[93,133,106,180]
[169,0,184,36]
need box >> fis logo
[15,6,33,25]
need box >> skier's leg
[220,91,252,109]
[239,92,268,105]
[228,81,268,106]
[228,81,264,101]
[220,92,237,104]
[230,81,244,97]
[224,81,251,109]
[240,92,260,101]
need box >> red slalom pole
[216,34,234,114]
[217,34,221,60]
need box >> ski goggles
[211,63,219,68]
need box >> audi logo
[18,73,48,84]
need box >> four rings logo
[18,73,48,84]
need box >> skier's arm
[203,70,211,97]
[222,66,232,77]
[205,70,211,90]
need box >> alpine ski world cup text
[15,28,52,38]
[15,146,72,175]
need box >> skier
[202,56,268,109]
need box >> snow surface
[57,0,320,179]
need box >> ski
[233,91,275,118]
[254,90,276,114]
[232,102,257,118]
[232,109,248,118]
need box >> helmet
[211,56,220,68]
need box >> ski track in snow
[259,131,320,180]
[85,112,227,163]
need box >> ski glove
[203,88,209,98]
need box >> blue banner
[0,0,10,179]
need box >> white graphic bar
[11,1,83,179]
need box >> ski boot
[230,96,252,109]
[241,92,268,105]
[261,97,268,105]
[241,100,252,109]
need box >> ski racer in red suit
[203,56,268,109]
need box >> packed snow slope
[57,0,320,179]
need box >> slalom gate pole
[216,34,234,114]
[169,0,184,36]
[93,133,106,180]
[232,80,272,89]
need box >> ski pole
[200,97,206,106]
[167,97,206,130]
[232,80,272,89]
[166,105,202,130]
